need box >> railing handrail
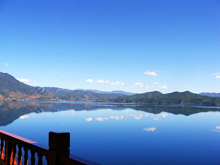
[0,130,49,156]
[0,130,99,165]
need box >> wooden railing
[0,130,98,165]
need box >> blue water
[0,102,220,165]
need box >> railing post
[48,132,70,165]
[5,140,12,165]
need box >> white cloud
[72,84,76,87]
[161,84,168,89]
[86,79,93,83]
[96,79,105,83]
[216,126,220,129]
[61,74,65,77]
[211,72,220,76]
[93,79,110,84]
[17,78,30,83]
[111,81,124,85]
[146,85,150,88]
[4,63,9,67]
[143,127,157,132]
[134,82,143,88]
[85,117,93,122]
[211,73,220,79]
[144,71,158,76]
[154,82,159,85]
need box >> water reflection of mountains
[0,101,220,126]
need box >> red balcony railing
[0,130,98,165]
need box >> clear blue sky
[1,0,220,93]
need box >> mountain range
[110,91,220,106]
[0,72,55,101]
[0,72,132,101]
[0,72,220,106]
[199,92,220,97]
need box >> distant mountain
[199,92,220,97]
[71,89,135,95]
[0,72,56,101]
[75,89,110,94]
[111,90,134,95]
[43,87,73,96]
[62,90,127,101]
[43,87,128,101]
[126,91,162,100]
[43,87,134,98]
[1,72,220,106]
[0,73,129,101]
[112,91,220,106]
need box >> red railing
[0,130,98,165]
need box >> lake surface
[0,101,220,165]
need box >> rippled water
[0,101,220,165]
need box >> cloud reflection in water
[211,126,220,133]
[85,117,93,121]
[143,126,157,132]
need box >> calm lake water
[0,101,220,165]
